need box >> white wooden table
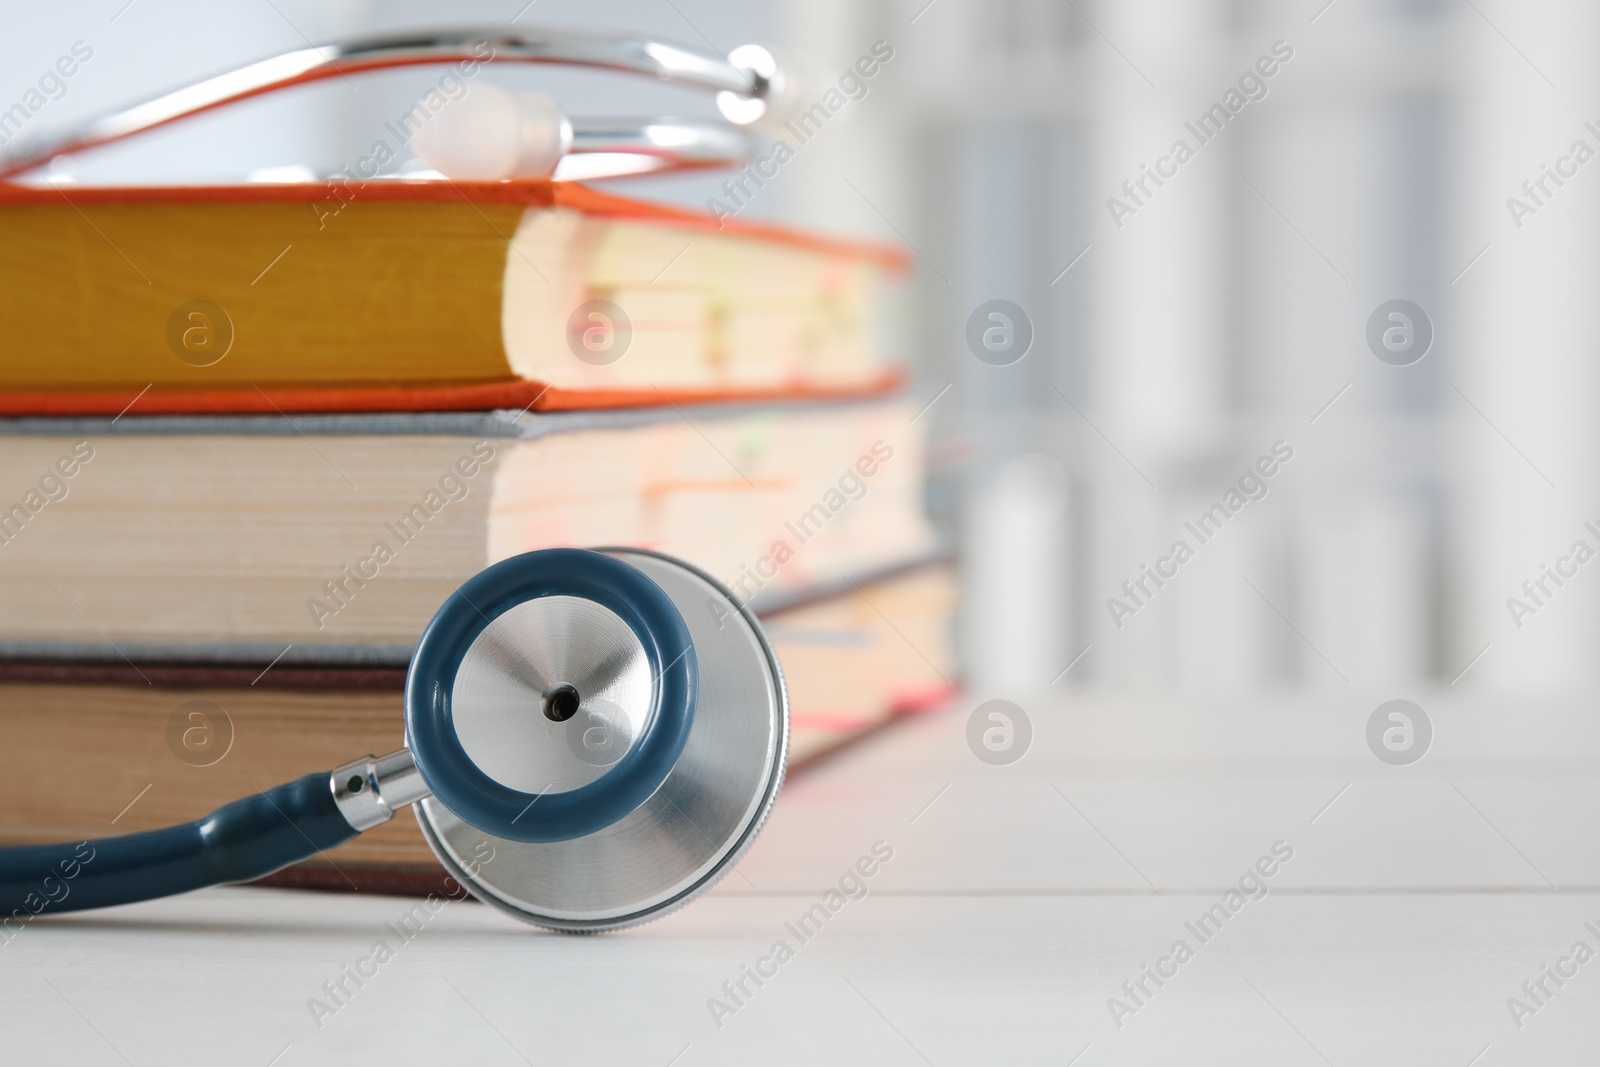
[6,691,1598,1065]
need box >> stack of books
[0,178,954,892]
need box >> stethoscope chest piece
[408,548,788,932]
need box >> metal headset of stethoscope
[0,28,793,932]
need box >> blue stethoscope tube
[0,774,357,916]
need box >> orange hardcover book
[0,180,906,416]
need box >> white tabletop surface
[7,690,1599,1065]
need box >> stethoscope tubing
[0,772,357,916]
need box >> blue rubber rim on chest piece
[405,548,697,844]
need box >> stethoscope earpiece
[410,86,573,180]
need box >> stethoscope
[0,548,788,932]
[0,30,794,932]
[0,27,791,183]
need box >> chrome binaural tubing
[0,28,770,182]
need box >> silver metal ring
[0,27,770,183]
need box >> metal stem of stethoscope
[0,28,779,182]
[327,749,434,833]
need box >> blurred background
[7,0,1591,702]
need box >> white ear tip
[719,44,786,126]
[411,85,572,180]
[718,46,811,130]
[729,44,778,81]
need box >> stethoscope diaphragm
[416,548,787,931]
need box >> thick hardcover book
[0,400,932,657]
[0,181,905,416]
[0,561,956,896]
